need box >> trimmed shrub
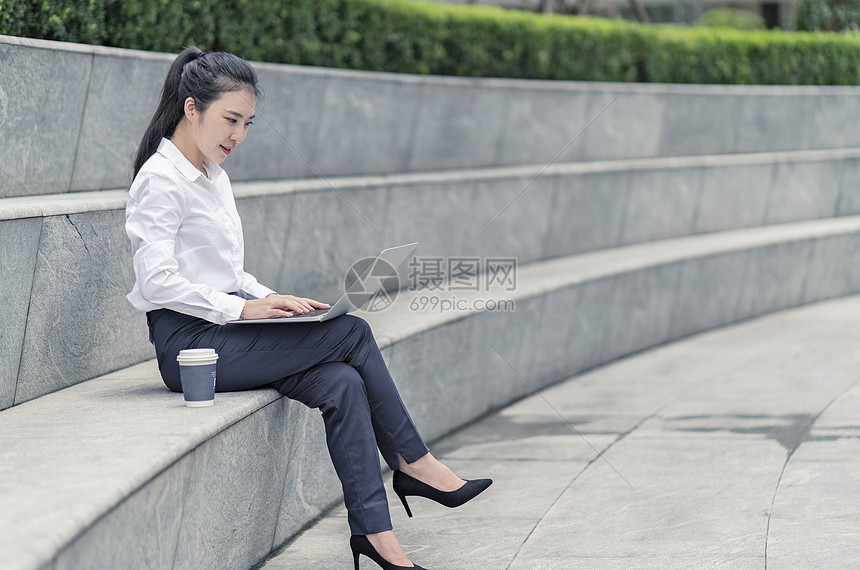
[639,24,860,84]
[0,0,107,44]
[1,0,859,85]
[103,0,217,53]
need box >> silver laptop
[229,242,418,324]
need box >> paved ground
[262,295,860,569]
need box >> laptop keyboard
[287,308,330,318]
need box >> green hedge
[0,0,107,44]
[695,8,766,31]
[640,25,860,84]
[1,0,859,84]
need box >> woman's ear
[183,97,197,122]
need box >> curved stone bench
[3,215,860,569]
[4,34,860,198]
[2,148,859,410]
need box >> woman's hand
[242,294,330,320]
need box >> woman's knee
[338,314,372,339]
[338,315,378,358]
[298,361,366,408]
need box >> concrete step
[4,34,860,199]
[4,216,860,569]
[3,149,860,409]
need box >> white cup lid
[177,348,219,364]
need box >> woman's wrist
[240,302,247,320]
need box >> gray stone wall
[3,34,860,198]
[2,148,859,410]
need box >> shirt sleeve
[240,272,277,300]
[126,172,246,324]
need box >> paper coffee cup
[177,348,218,407]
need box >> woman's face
[192,88,256,166]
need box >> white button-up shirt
[126,138,274,324]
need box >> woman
[125,47,491,570]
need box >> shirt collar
[157,138,224,184]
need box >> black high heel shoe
[392,470,492,518]
[350,534,427,570]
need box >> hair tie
[182,50,206,72]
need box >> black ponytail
[132,46,260,179]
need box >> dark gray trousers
[147,309,429,535]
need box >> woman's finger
[269,294,328,313]
[281,299,312,313]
